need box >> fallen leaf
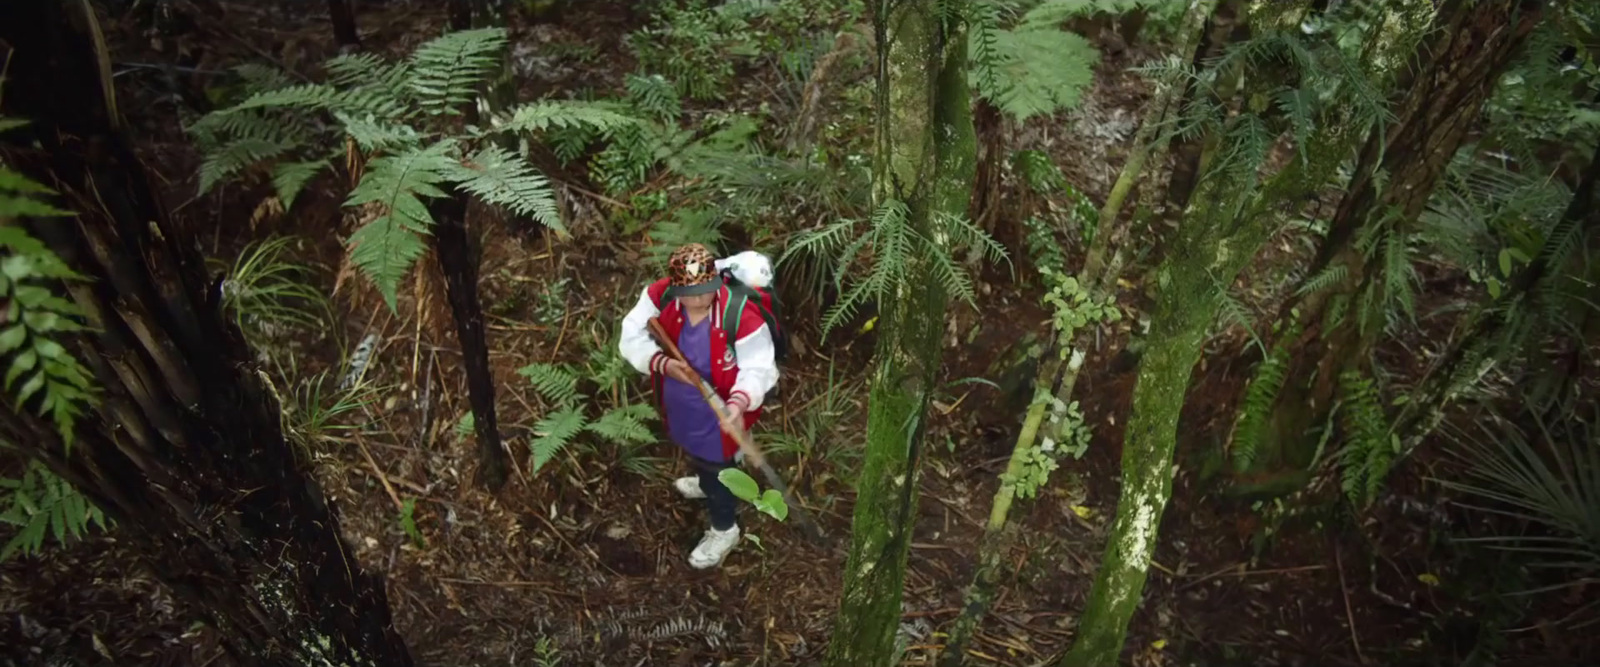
[1071,505,1092,519]
[1151,638,1167,650]
[1418,573,1440,587]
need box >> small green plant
[398,497,424,548]
[211,235,332,347]
[1039,265,1120,359]
[0,458,108,560]
[717,467,789,521]
[518,361,661,476]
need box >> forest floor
[2,2,1595,667]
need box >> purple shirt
[663,314,725,462]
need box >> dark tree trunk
[0,3,412,665]
[1246,0,1546,482]
[327,0,361,48]
[430,195,508,491]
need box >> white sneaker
[688,525,740,569]
[674,476,706,499]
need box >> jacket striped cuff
[728,391,751,412]
[650,352,668,374]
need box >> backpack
[655,270,789,365]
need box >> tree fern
[408,28,509,116]
[530,406,587,473]
[517,362,584,408]
[198,138,299,194]
[494,100,641,136]
[1295,263,1348,296]
[342,141,458,311]
[975,27,1100,121]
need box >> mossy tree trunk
[824,1,975,665]
[1061,2,1375,661]
[1243,0,1546,484]
[936,4,1216,665]
[0,2,413,665]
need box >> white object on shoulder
[714,250,774,289]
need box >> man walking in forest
[619,243,780,568]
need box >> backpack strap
[721,288,749,363]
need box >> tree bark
[1246,0,1546,483]
[326,0,361,48]
[936,5,1216,665]
[0,2,412,665]
[824,1,975,665]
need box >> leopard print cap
[668,243,718,288]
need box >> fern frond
[975,28,1100,121]
[334,111,424,153]
[967,1,1006,94]
[325,52,415,103]
[198,138,298,194]
[1338,369,1392,508]
[517,362,583,407]
[530,406,588,473]
[409,27,508,115]
[1384,232,1419,326]
[271,160,327,209]
[222,82,408,119]
[232,63,297,93]
[625,73,682,121]
[495,100,641,136]
[586,404,657,446]
[1231,338,1292,471]
[1295,263,1348,296]
[445,145,563,234]
[342,141,458,311]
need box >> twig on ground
[354,435,405,512]
[1176,563,1328,592]
[1335,543,1366,664]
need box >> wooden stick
[647,317,827,545]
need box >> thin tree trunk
[1163,0,1249,213]
[824,1,975,665]
[327,0,360,48]
[1246,0,1546,482]
[0,2,412,664]
[936,5,1215,664]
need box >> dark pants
[689,455,738,531]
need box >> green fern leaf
[1295,263,1348,297]
[197,138,297,194]
[586,404,657,446]
[625,72,682,121]
[408,27,509,115]
[495,100,642,136]
[517,362,583,407]
[530,406,588,473]
[975,28,1099,121]
[334,111,424,152]
[342,141,457,311]
[271,160,326,208]
[445,145,564,235]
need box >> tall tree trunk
[1163,0,1250,214]
[0,2,412,665]
[326,0,361,48]
[936,5,1216,664]
[824,1,975,665]
[1242,0,1546,485]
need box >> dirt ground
[2,2,1596,667]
